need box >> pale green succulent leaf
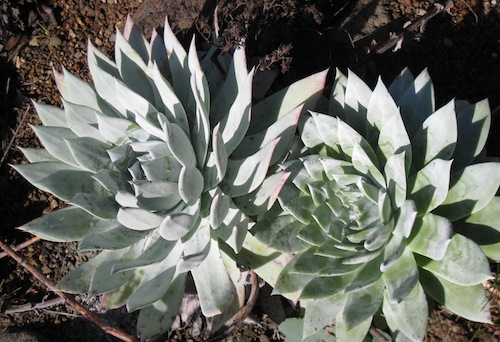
[127,261,177,312]
[100,269,143,310]
[112,237,180,273]
[19,147,58,163]
[63,100,107,142]
[89,248,134,295]
[336,314,372,342]
[233,171,290,216]
[159,202,200,240]
[366,77,400,138]
[249,69,328,134]
[210,46,248,122]
[151,63,189,134]
[56,250,110,293]
[211,200,249,253]
[343,69,372,134]
[351,141,386,188]
[299,113,327,148]
[377,189,392,224]
[177,219,211,272]
[163,17,191,110]
[411,100,457,168]
[397,68,435,137]
[141,156,182,182]
[178,166,204,205]
[53,67,100,111]
[233,105,301,165]
[123,15,150,64]
[210,191,230,229]
[388,67,414,103]
[191,239,237,317]
[32,101,67,127]
[381,249,418,304]
[408,158,452,214]
[132,180,182,211]
[310,111,340,149]
[302,295,345,339]
[11,161,80,186]
[436,162,500,221]
[78,225,149,251]
[115,28,154,101]
[70,193,119,219]
[221,138,278,197]
[406,213,452,260]
[343,279,383,329]
[420,269,491,323]
[87,42,127,116]
[117,207,162,230]
[273,255,316,298]
[453,99,491,170]
[453,197,500,261]
[189,74,211,167]
[377,112,412,169]
[416,234,492,286]
[218,69,253,155]
[18,206,116,242]
[384,151,407,208]
[136,273,186,340]
[65,137,112,172]
[279,317,336,342]
[329,68,347,116]
[96,115,134,145]
[114,78,158,128]
[31,125,80,167]
[162,120,197,168]
[382,283,428,342]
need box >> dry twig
[0,239,139,342]
[0,235,40,259]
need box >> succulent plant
[11,16,327,339]
[249,68,499,341]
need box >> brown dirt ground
[0,0,499,341]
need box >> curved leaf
[407,213,452,260]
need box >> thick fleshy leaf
[210,191,230,229]
[366,77,400,136]
[191,239,236,317]
[377,112,412,168]
[54,67,100,111]
[381,249,418,304]
[343,69,372,133]
[302,295,345,338]
[19,147,58,163]
[177,220,211,272]
[279,317,336,342]
[136,273,186,340]
[342,280,383,328]
[221,138,278,197]
[453,197,500,261]
[117,207,163,230]
[89,248,134,295]
[435,162,500,221]
[127,260,176,312]
[420,269,491,323]
[408,158,452,214]
[65,137,112,172]
[18,207,117,242]
[162,120,196,168]
[63,99,106,142]
[382,283,428,342]
[411,100,457,169]
[100,269,143,310]
[56,250,108,293]
[31,125,80,167]
[407,213,452,260]
[248,69,328,134]
[388,67,414,102]
[453,99,491,170]
[416,234,492,286]
[397,68,435,137]
[336,314,372,342]
[159,202,200,240]
[33,101,67,128]
[392,200,417,238]
[384,151,407,208]
[78,225,149,251]
[178,166,204,205]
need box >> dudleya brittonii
[12,16,327,339]
[249,68,499,341]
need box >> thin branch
[0,105,30,166]
[4,297,65,314]
[370,326,390,342]
[0,239,139,342]
[0,236,41,259]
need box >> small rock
[49,36,62,47]
[95,37,103,46]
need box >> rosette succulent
[11,16,327,339]
[250,68,499,341]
